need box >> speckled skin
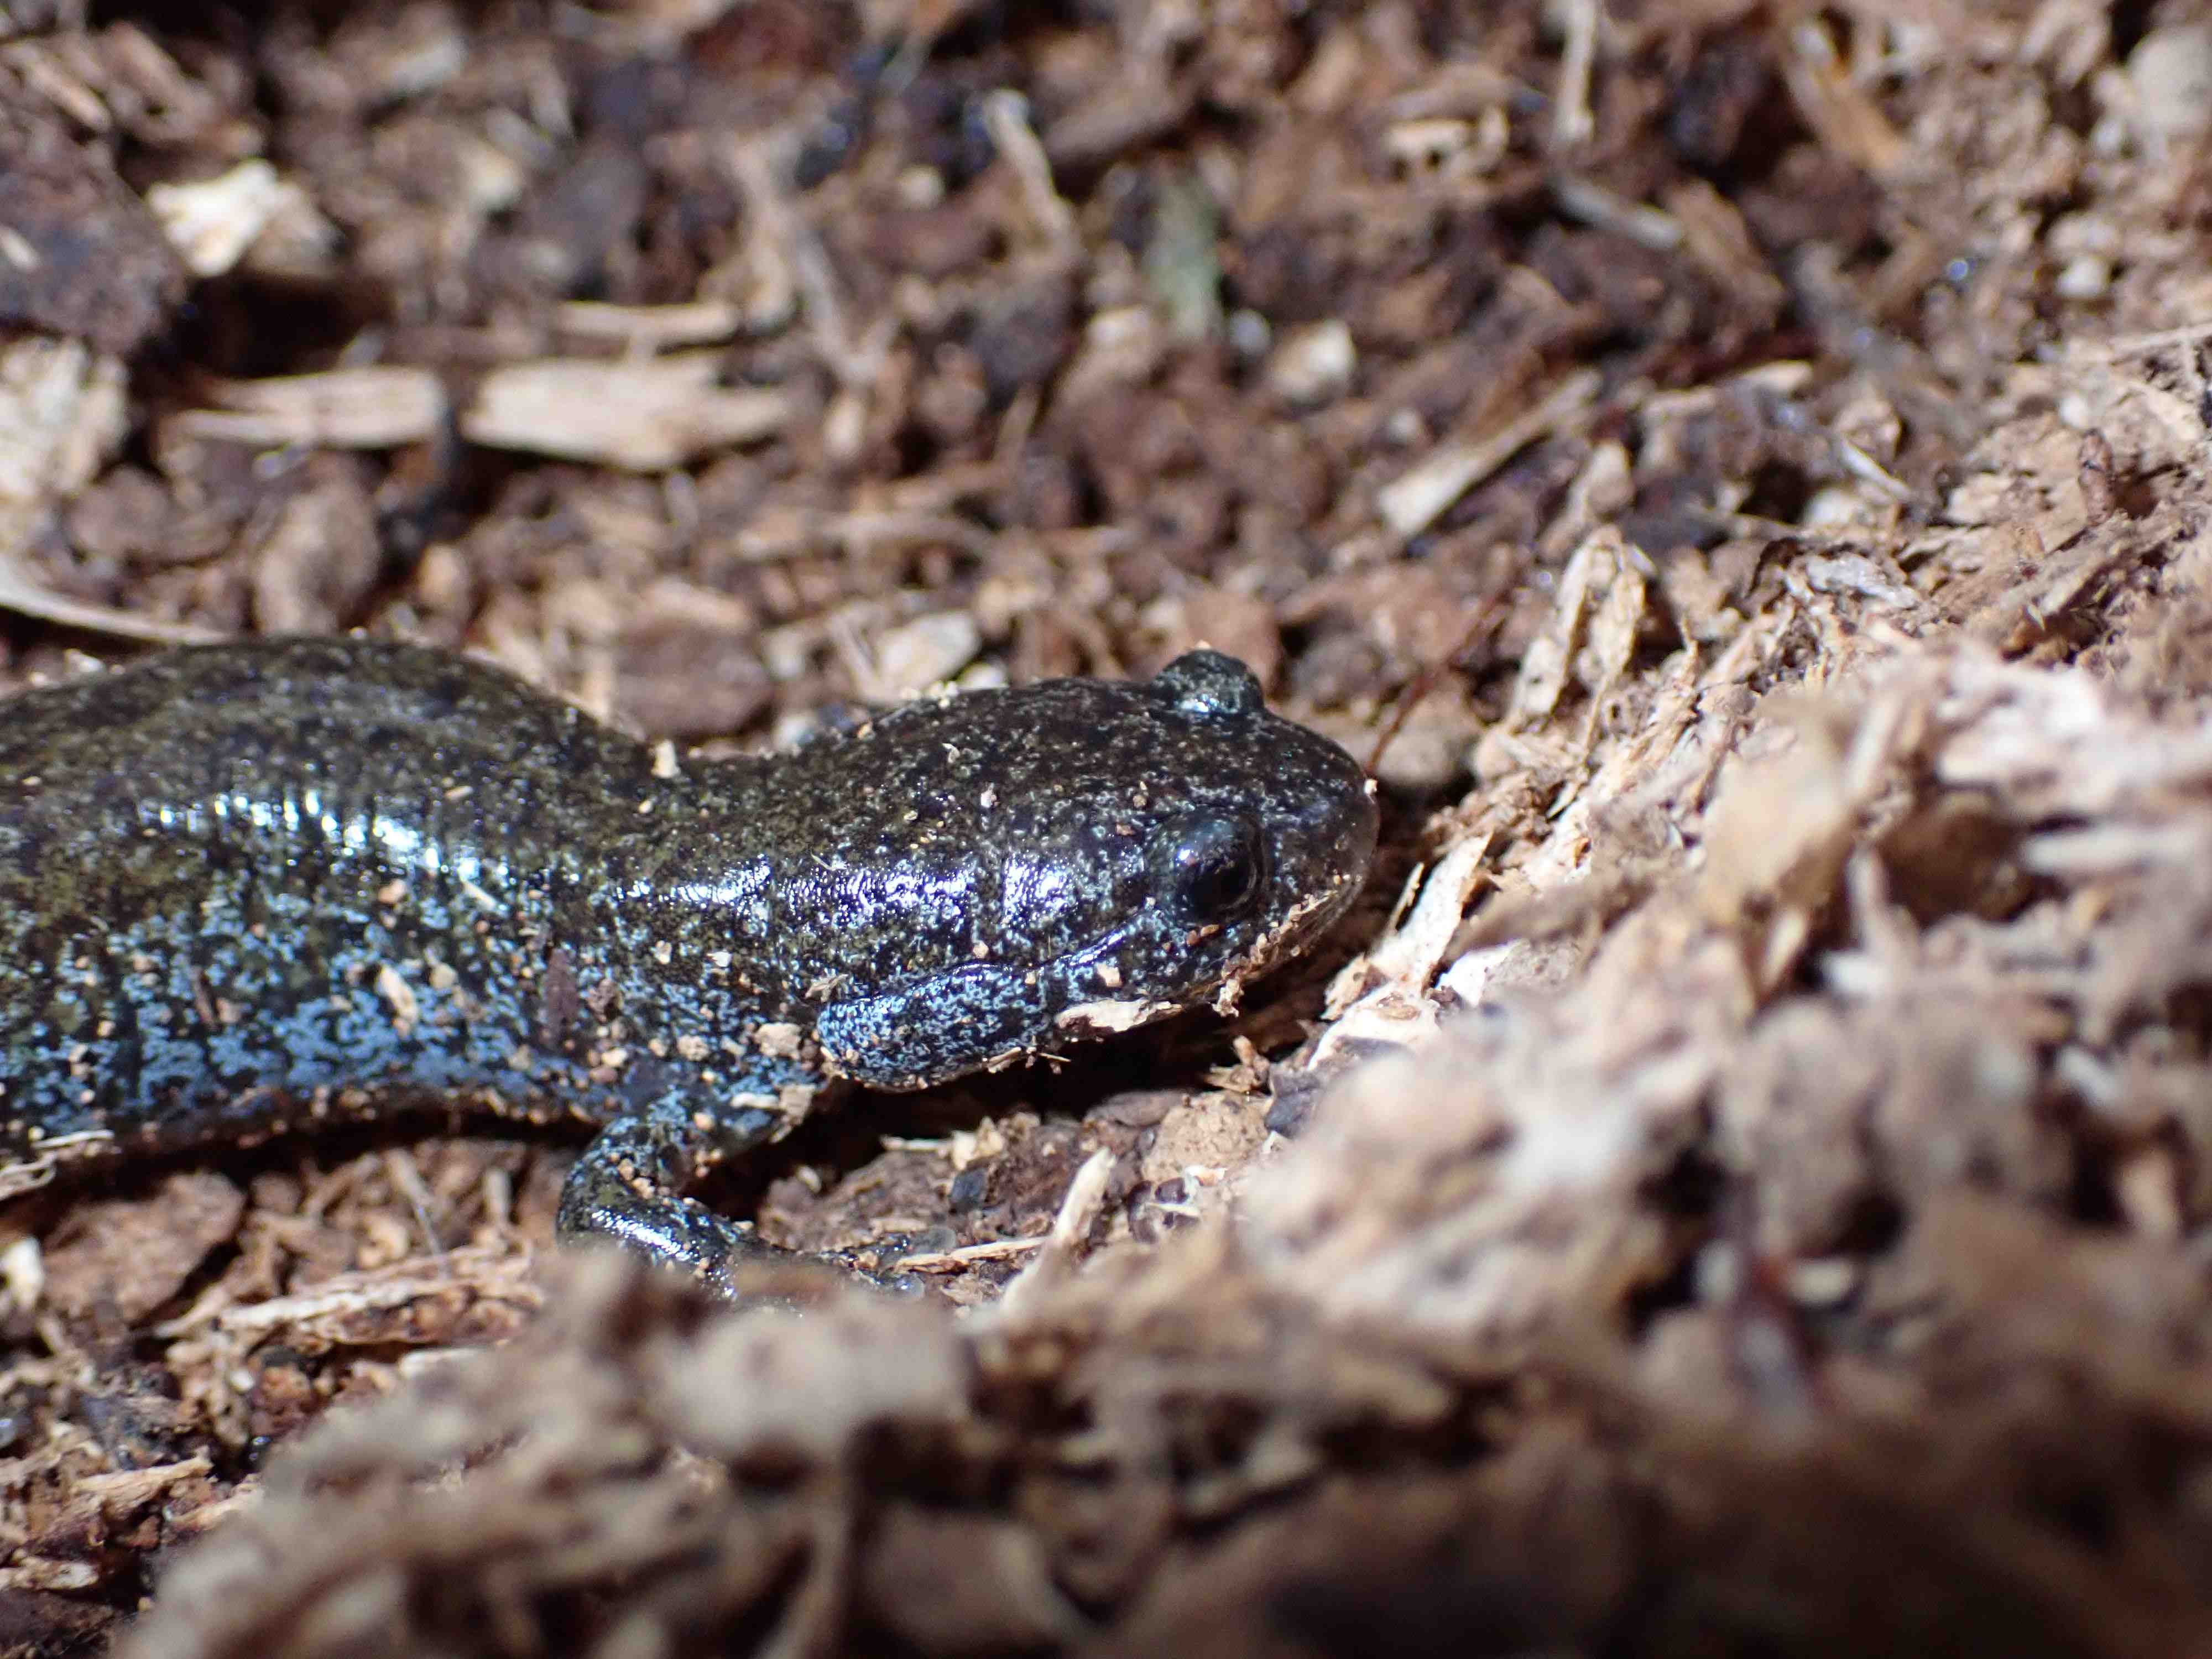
[0,638,1375,1294]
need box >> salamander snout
[1118,650,1378,987]
[1236,709,1379,966]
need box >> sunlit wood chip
[1377,368,1601,539]
[1780,18,1906,176]
[0,337,217,640]
[173,368,447,449]
[849,609,982,703]
[558,299,745,352]
[0,336,128,508]
[460,355,791,471]
[1265,320,1355,405]
[145,159,309,279]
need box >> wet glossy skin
[0,638,1376,1295]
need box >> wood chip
[460,355,791,471]
[174,367,448,449]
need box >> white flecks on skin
[374,964,419,1034]
[0,638,1376,1291]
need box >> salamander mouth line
[1053,875,1360,1032]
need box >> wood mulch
[1,3,2210,1653]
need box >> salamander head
[798,650,1378,1088]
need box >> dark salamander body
[0,638,1375,1293]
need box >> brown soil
[3,2,2212,1654]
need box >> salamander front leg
[554,1091,792,1300]
[554,1078,923,1302]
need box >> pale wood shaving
[173,367,448,449]
[460,354,791,471]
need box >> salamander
[0,637,1377,1295]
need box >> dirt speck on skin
[3,2,2212,1653]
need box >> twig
[1551,0,1598,148]
[0,559,223,644]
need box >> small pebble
[1266,319,1357,406]
[2130,22,2212,142]
[2053,254,2111,301]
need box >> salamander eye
[1166,817,1266,923]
